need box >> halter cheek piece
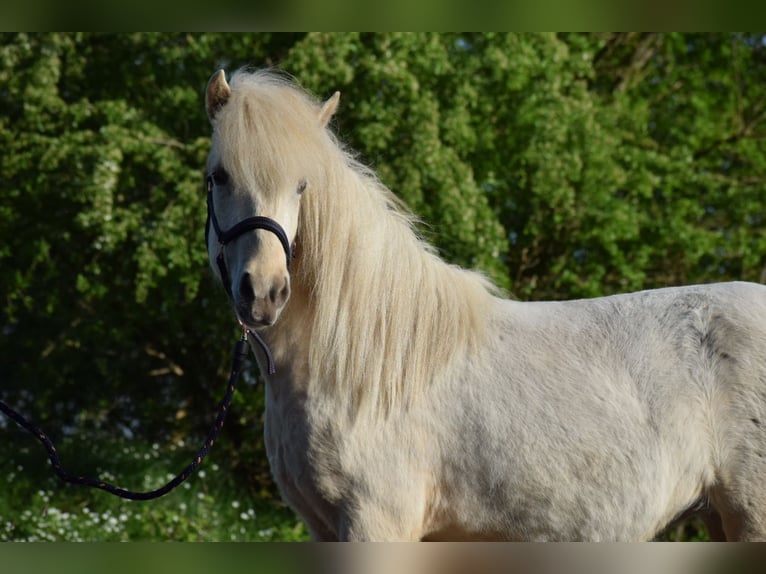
[205,175,296,374]
[205,176,295,298]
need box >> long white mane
[223,70,499,414]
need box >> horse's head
[204,69,339,329]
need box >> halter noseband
[205,175,295,300]
[205,175,295,375]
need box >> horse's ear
[318,91,340,127]
[206,69,232,122]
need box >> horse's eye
[297,178,308,194]
[210,168,229,187]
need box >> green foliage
[2,33,765,541]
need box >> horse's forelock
[213,70,329,194]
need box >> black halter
[205,174,295,375]
[205,175,294,299]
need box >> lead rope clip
[238,322,276,376]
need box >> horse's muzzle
[235,271,290,328]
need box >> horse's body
[204,69,766,541]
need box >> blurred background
[1,32,765,541]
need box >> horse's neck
[265,165,495,414]
[263,173,409,395]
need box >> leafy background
[1,33,765,541]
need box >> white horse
[204,68,766,541]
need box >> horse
[203,68,766,541]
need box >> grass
[0,433,310,542]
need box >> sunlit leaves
[1,35,765,530]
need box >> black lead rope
[0,174,292,500]
[0,334,252,501]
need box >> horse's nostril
[269,277,290,305]
[239,272,255,303]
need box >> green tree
[2,33,765,540]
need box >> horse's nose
[238,272,290,326]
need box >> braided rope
[0,337,251,501]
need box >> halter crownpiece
[205,174,295,375]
